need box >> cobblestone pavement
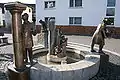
[66,35,120,54]
[0,45,13,80]
[0,35,120,80]
[90,62,120,80]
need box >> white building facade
[36,0,120,27]
[0,8,3,26]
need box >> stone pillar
[43,31,48,48]
[48,18,56,55]
[5,2,29,80]
[99,54,109,73]
[5,1,26,69]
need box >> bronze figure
[22,13,34,63]
[91,19,108,53]
[39,19,48,48]
[39,20,47,32]
[56,35,68,58]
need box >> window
[70,0,82,7]
[106,8,115,16]
[69,17,82,25]
[106,0,115,25]
[104,17,114,25]
[107,0,116,7]
[29,9,31,12]
[44,1,55,9]
[44,17,55,23]
[2,8,5,14]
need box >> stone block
[72,69,83,80]
[99,54,109,73]
[30,68,40,80]
[82,60,100,80]
[61,65,73,80]
[8,64,29,80]
[51,70,62,80]
[39,65,52,80]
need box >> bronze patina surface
[5,2,26,69]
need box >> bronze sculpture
[39,20,47,32]
[22,13,34,63]
[39,19,48,48]
[56,35,68,58]
[5,2,29,80]
[91,19,108,53]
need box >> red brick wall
[56,25,96,35]
[36,25,120,38]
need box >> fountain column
[48,18,56,55]
[5,2,29,80]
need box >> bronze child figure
[91,19,108,53]
[22,13,34,64]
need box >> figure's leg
[98,44,104,53]
[24,48,28,63]
[91,42,96,52]
[28,47,33,63]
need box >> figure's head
[39,20,43,23]
[22,13,29,21]
[61,35,65,39]
[102,18,108,25]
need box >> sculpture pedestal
[8,64,29,80]
[100,53,109,73]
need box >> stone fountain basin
[31,43,100,80]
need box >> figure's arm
[102,28,107,38]
[31,22,37,36]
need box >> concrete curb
[68,42,120,57]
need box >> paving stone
[1,35,120,80]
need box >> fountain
[5,2,100,80]
[31,18,100,80]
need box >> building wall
[0,8,3,26]
[36,0,107,26]
[36,0,120,38]
[36,0,120,27]
[115,0,120,27]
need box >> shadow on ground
[0,54,13,61]
[0,43,12,47]
[0,71,7,80]
[90,58,120,80]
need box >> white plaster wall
[0,8,3,26]
[22,7,33,22]
[5,10,12,28]
[115,0,120,27]
[36,0,120,26]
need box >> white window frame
[107,0,116,7]
[69,0,82,8]
[69,17,82,25]
[104,17,115,26]
[106,8,115,17]
[44,17,55,23]
[44,1,55,9]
